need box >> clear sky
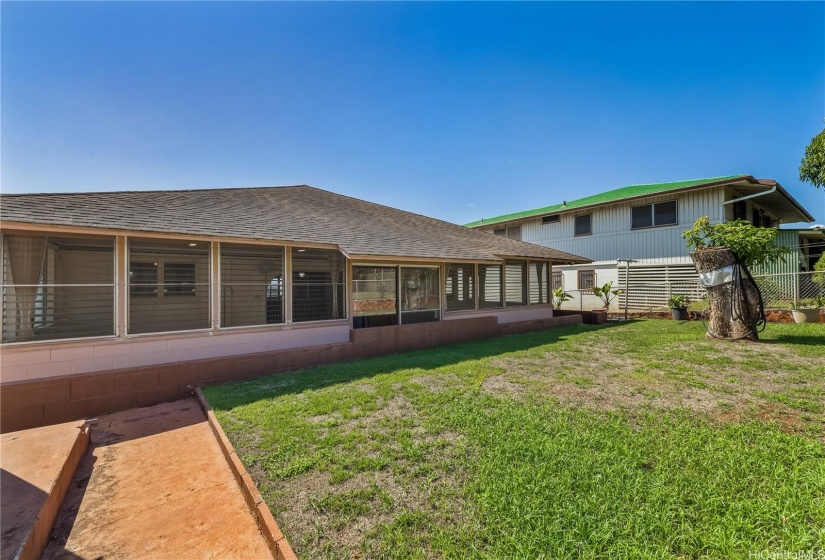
[2,1,824,226]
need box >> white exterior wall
[0,322,351,383]
[517,187,726,264]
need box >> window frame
[574,214,592,237]
[578,269,596,290]
[630,200,678,230]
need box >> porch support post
[115,235,127,336]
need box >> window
[446,263,475,311]
[479,264,503,308]
[574,215,592,236]
[552,270,563,290]
[578,270,596,290]
[732,200,747,221]
[163,263,196,296]
[400,267,440,324]
[542,215,560,224]
[529,261,549,305]
[2,233,115,343]
[129,262,158,297]
[493,226,522,240]
[221,243,284,328]
[128,239,210,334]
[631,201,678,229]
[505,260,527,306]
[352,266,397,328]
[291,248,345,322]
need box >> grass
[204,320,825,559]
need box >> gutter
[721,184,777,206]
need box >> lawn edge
[194,387,297,560]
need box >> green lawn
[204,320,825,559]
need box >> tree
[813,254,825,289]
[799,127,825,189]
[683,217,790,341]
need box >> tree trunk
[690,247,761,341]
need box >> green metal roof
[465,175,746,228]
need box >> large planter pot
[591,308,608,325]
[791,308,819,324]
[671,307,688,321]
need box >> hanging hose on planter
[699,256,766,341]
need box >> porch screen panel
[400,267,439,324]
[446,263,475,311]
[529,261,549,304]
[505,260,527,306]
[479,264,502,308]
[128,239,210,334]
[2,233,115,343]
[292,249,345,322]
[221,244,284,328]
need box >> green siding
[751,230,801,276]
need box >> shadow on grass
[204,321,637,411]
[762,333,825,347]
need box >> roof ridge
[0,185,313,197]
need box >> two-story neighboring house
[466,175,820,310]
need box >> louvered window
[574,215,592,236]
[128,239,210,334]
[505,260,527,306]
[479,264,503,308]
[631,201,678,229]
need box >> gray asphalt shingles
[0,185,589,263]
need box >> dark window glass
[631,205,654,229]
[221,243,284,327]
[542,215,560,224]
[128,239,209,334]
[654,201,678,226]
[291,249,345,322]
[163,263,196,296]
[130,262,158,297]
[733,200,746,221]
[574,215,592,236]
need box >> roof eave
[469,176,755,228]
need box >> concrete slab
[44,399,273,559]
[1,420,88,560]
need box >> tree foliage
[813,254,825,288]
[682,217,790,268]
[799,127,825,189]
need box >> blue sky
[2,1,824,226]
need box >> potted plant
[791,296,823,324]
[667,294,690,321]
[591,281,623,324]
[552,287,573,309]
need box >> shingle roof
[0,185,590,264]
[465,175,746,227]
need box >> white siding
[511,187,726,263]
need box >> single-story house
[0,185,588,431]
[465,175,818,310]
